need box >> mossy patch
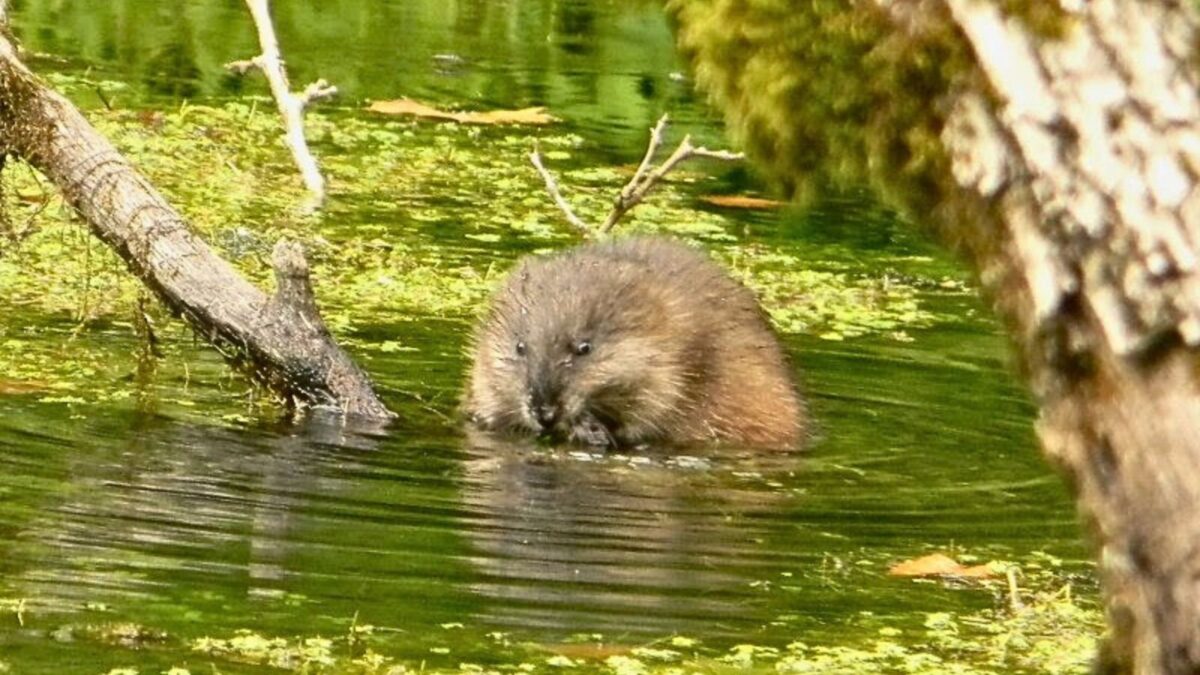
[666,0,975,230]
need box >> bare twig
[0,161,53,256]
[1006,567,1024,612]
[226,0,335,213]
[530,113,743,237]
[226,58,260,76]
[529,144,592,236]
[300,79,338,106]
[624,114,671,199]
[600,117,743,232]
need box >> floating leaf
[0,378,52,394]
[367,98,558,125]
[699,194,784,210]
[888,553,996,579]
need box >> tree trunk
[943,4,1200,671]
[671,0,1200,671]
[0,31,393,420]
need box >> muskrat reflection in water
[465,237,805,448]
[459,429,805,631]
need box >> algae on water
[22,553,1100,675]
[0,74,966,419]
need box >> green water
[0,1,1091,673]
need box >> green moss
[1001,0,1072,39]
[666,0,974,223]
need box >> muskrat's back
[465,237,805,448]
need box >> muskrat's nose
[534,404,560,429]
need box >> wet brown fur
[465,237,805,449]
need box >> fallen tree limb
[0,29,393,420]
[226,0,335,213]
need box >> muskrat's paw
[467,409,526,434]
[568,414,615,448]
[467,409,498,429]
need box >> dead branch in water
[226,0,335,213]
[0,24,393,419]
[530,113,743,237]
[528,143,591,236]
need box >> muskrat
[464,237,805,449]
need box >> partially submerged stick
[0,27,393,419]
[227,0,335,213]
[528,145,591,236]
[530,113,743,237]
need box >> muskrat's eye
[515,341,527,356]
[573,341,592,356]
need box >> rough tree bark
[670,0,1200,671]
[0,28,393,419]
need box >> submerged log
[0,30,393,419]
[670,0,1200,671]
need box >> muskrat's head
[467,255,696,447]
